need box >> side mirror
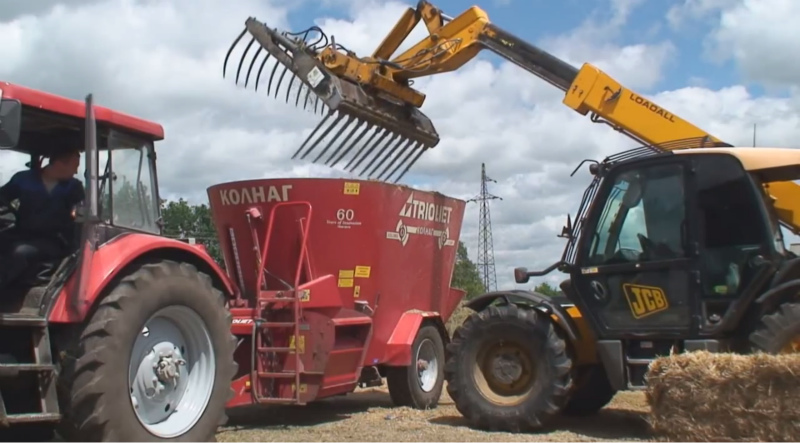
[514,267,530,284]
[0,99,22,148]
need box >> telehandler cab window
[694,155,773,297]
[586,163,686,266]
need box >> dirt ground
[217,386,654,442]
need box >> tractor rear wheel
[57,260,237,441]
[387,324,445,409]
[444,304,573,432]
[749,301,800,354]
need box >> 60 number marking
[337,209,355,221]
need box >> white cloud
[668,0,800,89]
[1,0,799,294]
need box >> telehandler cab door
[571,157,698,338]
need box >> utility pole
[467,163,502,292]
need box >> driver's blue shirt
[0,169,85,240]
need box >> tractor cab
[0,82,164,316]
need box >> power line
[467,163,502,292]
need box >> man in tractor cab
[0,144,84,290]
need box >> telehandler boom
[222,0,800,234]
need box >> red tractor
[0,82,467,441]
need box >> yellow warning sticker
[289,335,305,354]
[299,289,310,302]
[344,182,360,195]
[354,285,361,298]
[292,383,308,393]
[339,269,354,279]
[354,265,371,278]
[338,278,354,288]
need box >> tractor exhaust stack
[223,18,439,183]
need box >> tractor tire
[444,303,573,432]
[386,324,445,409]
[749,301,800,354]
[56,260,238,442]
[561,364,616,416]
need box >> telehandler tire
[56,260,238,441]
[444,303,573,432]
[561,364,616,416]
[387,324,445,409]
[749,301,800,354]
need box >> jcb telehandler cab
[444,142,800,431]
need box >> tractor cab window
[586,162,686,266]
[103,130,160,234]
[694,155,772,297]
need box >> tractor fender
[382,310,446,366]
[754,278,800,313]
[464,290,582,343]
[48,233,236,323]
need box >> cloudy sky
[1,0,799,290]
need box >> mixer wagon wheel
[444,303,573,432]
[56,260,237,442]
[387,324,446,409]
[748,301,800,354]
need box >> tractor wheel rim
[415,338,438,393]
[128,306,216,438]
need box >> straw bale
[645,351,800,441]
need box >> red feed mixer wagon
[0,79,467,442]
[207,178,467,409]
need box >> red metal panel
[0,81,165,139]
[381,310,436,366]
[48,233,234,323]
[207,178,467,368]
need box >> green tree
[159,198,223,264]
[451,241,486,300]
[533,281,562,297]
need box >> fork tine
[318,118,364,165]
[235,37,256,85]
[299,112,346,160]
[382,142,420,182]
[253,51,271,92]
[312,114,354,163]
[223,27,247,79]
[364,134,404,177]
[244,46,263,88]
[292,112,333,159]
[327,121,371,167]
[375,138,415,181]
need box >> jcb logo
[622,284,669,319]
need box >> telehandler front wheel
[387,324,445,409]
[57,260,238,442]
[444,304,573,432]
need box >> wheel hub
[132,342,187,418]
[415,338,439,393]
[128,306,216,439]
[473,341,535,406]
[490,352,524,385]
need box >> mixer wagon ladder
[0,311,61,425]
[250,202,313,404]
